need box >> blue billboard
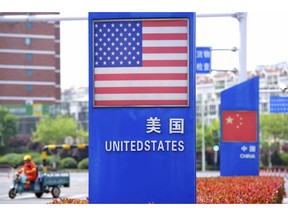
[270,96,288,113]
[196,46,211,74]
[88,12,196,203]
[220,77,259,176]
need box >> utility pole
[197,12,247,83]
[236,12,247,83]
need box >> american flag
[93,19,189,107]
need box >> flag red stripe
[143,33,187,40]
[94,19,189,107]
[94,86,188,94]
[142,20,187,27]
[94,73,187,80]
[143,60,187,67]
[94,100,188,106]
[142,47,187,53]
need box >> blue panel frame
[220,77,260,176]
[88,12,196,203]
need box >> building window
[26,69,33,77]
[26,53,32,61]
[25,38,32,45]
[215,80,225,89]
[26,85,33,92]
[26,22,33,30]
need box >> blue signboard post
[220,77,259,176]
[88,12,196,203]
[270,96,288,113]
[196,46,211,74]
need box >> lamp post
[197,12,247,83]
[201,94,206,172]
[212,47,238,52]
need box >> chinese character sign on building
[93,19,189,107]
[196,47,211,74]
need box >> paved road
[0,172,88,204]
[1,170,287,204]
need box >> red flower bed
[197,176,286,204]
[48,176,286,204]
[48,197,89,204]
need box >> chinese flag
[222,110,257,142]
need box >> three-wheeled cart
[8,171,70,199]
[8,143,87,199]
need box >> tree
[196,119,220,169]
[0,108,17,147]
[32,115,88,145]
[260,113,288,168]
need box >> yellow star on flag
[226,116,233,124]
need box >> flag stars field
[225,116,233,124]
[222,111,257,142]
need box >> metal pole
[236,12,247,83]
[197,12,247,83]
[0,15,87,22]
[0,13,239,22]
[201,96,206,172]
[0,12,240,22]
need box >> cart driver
[17,155,37,189]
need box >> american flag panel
[93,19,189,107]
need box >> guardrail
[0,165,13,178]
[42,144,88,172]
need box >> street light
[211,68,238,73]
[212,47,238,52]
[201,95,206,172]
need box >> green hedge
[59,157,77,169]
[77,158,88,169]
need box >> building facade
[59,62,288,134]
[0,12,61,105]
[0,12,61,135]
[61,86,88,130]
[196,62,288,125]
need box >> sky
[3,0,288,89]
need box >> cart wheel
[51,186,60,198]
[35,192,43,198]
[8,188,17,199]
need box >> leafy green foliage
[32,115,88,145]
[260,113,288,141]
[59,157,77,169]
[77,158,88,169]
[0,108,17,146]
[196,119,220,151]
[0,153,22,167]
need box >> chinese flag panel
[222,110,257,142]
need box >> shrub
[77,158,88,169]
[0,153,23,167]
[48,197,88,204]
[197,176,285,204]
[59,157,77,169]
